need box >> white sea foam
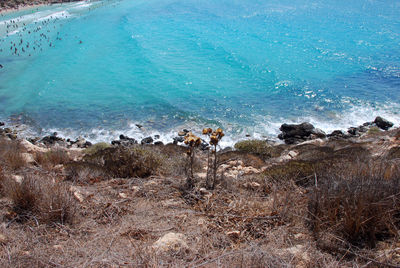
[34,11,72,22]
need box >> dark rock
[111,140,121,146]
[200,141,210,151]
[278,122,316,144]
[27,137,40,144]
[328,130,344,136]
[280,122,314,138]
[374,116,393,130]
[154,135,160,139]
[4,128,12,134]
[0,122,4,126]
[173,136,184,144]
[41,133,64,145]
[84,141,92,148]
[327,130,351,139]
[178,129,190,136]
[74,137,87,148]
[7,133,17,140]
[135,124,143,129]
[141,136,153,144]
[115,135,138,146]
[154,141,164,146]
[311,128,326,138]
[347,127,359,136]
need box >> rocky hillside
[0,119,399,267]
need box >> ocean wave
[34,11,72,22]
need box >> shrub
[308,172,400,249]
[262,160,319,186]
[65,162,108,183]
[387,146,400,160]
[34,149,69,169]
[366,126,381,135]
[0,138,25,170]
[234,140,281,159]
[83,142,111,155]
[87,146,163,178]
[2,175,76,224]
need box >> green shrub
[83,142,111,155]
[234,140,281,159]
[366,126,381,135]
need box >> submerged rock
[374,116,393,130]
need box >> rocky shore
[0,115,396,151]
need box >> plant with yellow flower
[184,132,201,189]
[202,127,224,189]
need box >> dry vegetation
[0,129,399,267]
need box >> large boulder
[374,116,393,130]
[278,122,323,144]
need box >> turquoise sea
[0,0,399,145]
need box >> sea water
[0,0,399,145]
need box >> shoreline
[0,115,397,150]
[0,0,85,16]
[0,4,45,16]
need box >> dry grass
[0,138,25,170]
[1,174,76,225]
[34,149,70,170]
[308,160,400,250]
[82,144,189,179]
